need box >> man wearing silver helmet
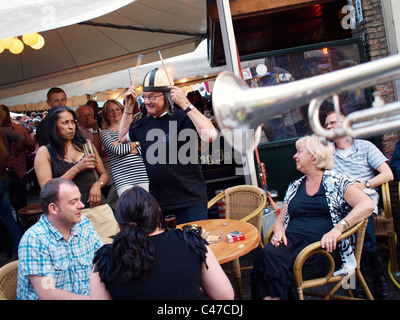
[119,68,217,224]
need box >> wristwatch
[365,180,371,188]
[93,129,100,134]
[184,104,195,113]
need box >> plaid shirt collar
[41,214,80,242]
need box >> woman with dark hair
[34,106,119,243]
[90,187,234,300]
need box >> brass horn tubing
[309,98,400,140]
[213,54,400,132]
[343,101,400,138]
[308,96,349,140]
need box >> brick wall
[350,0,400,234]
[350,0,400,160]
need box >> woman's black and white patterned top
[100,129,148,192]
[283,170,355,275]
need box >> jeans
[0,178,22,255]
[363,215,377,253]
[162,202,208,225]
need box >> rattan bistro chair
[0,260,18,300]
[208,185,267,247]
[208,185,267,299]
[264,219,373,300]
[374,181,398,274]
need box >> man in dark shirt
[36,87,67,146]
[119,68,217,224]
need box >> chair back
[0,260,18,300]
[375,181,395,236]
[353,219,368,269]
[224,185,267,233]
[381,182,393,218]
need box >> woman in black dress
[251,135,374,300]
[90,186,234,300]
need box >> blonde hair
[295,135,334,170]
[101,99,124,129]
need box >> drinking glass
[83,142,95,156]
[165,215,177,230]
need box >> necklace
[64,149,77,164]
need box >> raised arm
[119,88,138,143]
[169,86,218,143]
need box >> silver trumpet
[212,54,400,153]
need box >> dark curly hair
[111,186,163,281]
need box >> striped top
[100,129,148,192]
[331,139,388,183]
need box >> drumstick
[115,55,143,99]
[131,54,143,87]
[158,50,174,86]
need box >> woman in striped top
[100,100,149,197]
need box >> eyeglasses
[142,93,164,101]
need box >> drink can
[215,189,226,218]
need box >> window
[240,38,368,143]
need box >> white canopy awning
[0,40,228,108]
[0,0,207,103]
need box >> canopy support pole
[216,0,258,186]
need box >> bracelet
[124,111,133,114]
[339,219,349,231]
[93,129,99,134]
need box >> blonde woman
[100,100,148,196]
[251,135,374,300]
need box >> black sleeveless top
[94,229,208,300]
[286,179,333,242]
[48,146,106,208]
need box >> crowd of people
[0,66,399,300]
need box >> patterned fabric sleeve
[281,170,356,276]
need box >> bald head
[75,105,95,128]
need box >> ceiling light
[0,37,16,49]
[9,39,24,54]
[0,33,45,54]
[31,34,45,50]
[22,33,39,46]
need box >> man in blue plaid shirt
[17,178,104,300]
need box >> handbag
[82,204,120,244]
